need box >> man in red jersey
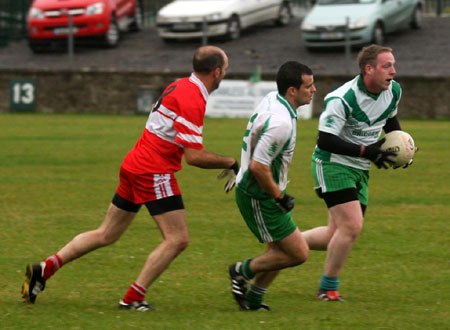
[22,46,238,311]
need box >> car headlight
[86,2,105,15]
[348,17,369,30]
[29,7,44,19]
[301,21,316,31]
[205,13,221,21]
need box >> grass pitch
[0,114,448,329]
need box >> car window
[317,0,376,4]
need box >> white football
[381,130,416,167]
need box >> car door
[380,0,404,32]
[238,0,261,28]
[395,0,416,27]
[253,0,280,23]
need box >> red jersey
[122,73,209,174]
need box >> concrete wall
[1,69,449,118]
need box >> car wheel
[371,22,384,45]
[227,16,240,40]
[410,5,423,29]
[103,15,120,47]
[129,0,144,32]
[276,3,291,26]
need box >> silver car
[156,0,292,41]
[300,0,423,49]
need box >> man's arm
[184,147,236,169]
[317,131,396,169]
[317,131,361,157]
[383,115,401,133]
[250,160,294,212]
[250,160,282,199]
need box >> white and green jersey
[236,91,297,199]
[314,75,401,170]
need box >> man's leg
[230,229,309,310]
[58,203,137,262]
[317,200,363,301]
[302,213,336,251]
[119,209,188,310]
[323,200,363,277]
[22,203,137,303]
[135,209,189,287]
[250,229,309,273]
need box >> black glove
[362,138,397,169]
[275,193,295,213]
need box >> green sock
[319,274,339,291]
[246,284,267,309]
[239,258,255,280]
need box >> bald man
[22,46,238,311]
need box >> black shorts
[112,192,184,216]
[315,187,366,215]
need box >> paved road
[1,16,449,76]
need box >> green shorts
[235,188,297,243]
[311,159,369,205]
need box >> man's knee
[343,220,363,241]
[97,228,121,246]
[291,246,309,266]
[167,234,189,255]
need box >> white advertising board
[206,80,312,119]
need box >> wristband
[230,161,239,175]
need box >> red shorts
[116,166,181,204]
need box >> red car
[27,0,143,52]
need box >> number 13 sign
[10,80,36,112]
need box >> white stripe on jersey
[315,158,326,193]
[153,174,174,199]
[146,104,202,147]
[175,115,203,135]
[177,132,203,145]
[251,198,272,243]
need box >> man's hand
[362,138,397,169]
[218,161,239,193]
[275,193,295,213]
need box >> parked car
[27,0,143,52]
[156,0,292,42]
[300,0,423,49]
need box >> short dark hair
[276,61,313,95]
[192,47,225,74]
[358,44,393,75]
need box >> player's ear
[214,67,223,78]
[287,86,297,96]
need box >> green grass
[0,114,448,329]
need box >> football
[381,130,416,167]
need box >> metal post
[436,0,442,16]
[202,16,208,46]
[345,16,351,74]
[68,13,74,68]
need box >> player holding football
[303,44,417,301]
[228,61,316,310]
[22,46,238,311]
